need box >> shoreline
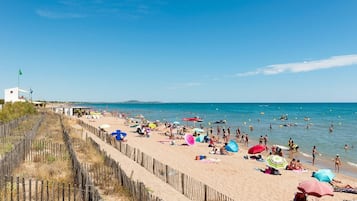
[80,114,357,201]
[236,137,357,179]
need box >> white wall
[4,88,19,103]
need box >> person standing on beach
[217,126,221,136]
[312,145,319,166]
[334,154,341,173]
[245,134,249,147]
[235,128,240,142]
[263,134,268,146]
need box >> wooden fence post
[204,184,207,201]
[29,179,32,201]
[181,174,185,195]
[62,183,65,201]
[22,177,25,201]
[10,176,13,201]
[68,183,71,201]
[41,180,44,201]
[16,176,19,201]
[4,176,8,201]
[165,165,169,183]
[46,180,49,201]
[35,180,38,201]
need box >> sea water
[82,102,357,176]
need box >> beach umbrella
[313,169,335,182]
[297,179,334,197]
[248,144,266,154]
[226,140,239,152]
[266,155,288,169]
[148,123,157,129]
[116,132,127,141]
[184,134,195,146]
[173,121,180,125]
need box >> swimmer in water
[344,144,349,152]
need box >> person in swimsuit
[312,145,318,166]
[334,154,341,173]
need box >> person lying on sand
[330,179,354,189]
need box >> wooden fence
[88,138,163,201]
[61,117,103,201]
[0,116,28,138]
[0,176,84,201]
[0,115,44,188]
[79,120,235,201]
[24,140,69,163]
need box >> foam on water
[300,151,312,158]
[347,161,357,168]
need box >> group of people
[312,145,342,173]
[286,158,303,170]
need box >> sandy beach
[80,115,357,201]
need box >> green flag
[19,69,22,75]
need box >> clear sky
[1,0,357,102]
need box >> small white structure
[4,87,28,103]
[52,105,91,116]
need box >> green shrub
[0,102,37,123]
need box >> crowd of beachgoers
[81,111,357,201]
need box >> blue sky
[1,0,357,102]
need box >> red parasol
[248,144,266,154]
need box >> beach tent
[195,135,205,143]
[313,169,335,182]
[226,140,239,152]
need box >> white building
[4,87,28,103]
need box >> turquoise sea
[82,102,357,176]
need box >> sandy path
[78,121,190,201]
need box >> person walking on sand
[334,154,341,173]
[245,133,249,147]
[312,145,319,166]
[263,134,268,146]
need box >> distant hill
[122,100,161,104]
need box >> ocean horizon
[80,102,357,176]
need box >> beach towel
[292,169,308,173]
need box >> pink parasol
[184,134,195,146]
[297,179,334,197]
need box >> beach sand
[81,115,357,201]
